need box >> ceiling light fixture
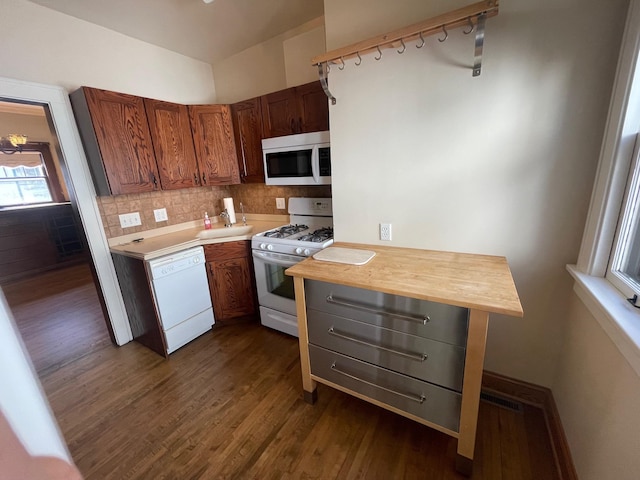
[203,0,214,4]
[0,134,28,154]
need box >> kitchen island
[285,242,523,476]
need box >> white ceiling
[28,0,325,64]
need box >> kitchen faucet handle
[220,209,232,227]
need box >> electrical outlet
[380,223,392,241]
[276,198,286,209]
[119,212,142,228]
[154,208,168,222]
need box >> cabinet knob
[202,172,207,185]
[194,172,199,185]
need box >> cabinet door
[296,81,329,133]
[144,98,200,190]
[205,241,257,322]
[188,105,240,185]
[260,87,299,137]
[231,98,265,183]
[78,87,160,195]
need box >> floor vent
[480,391,524,413]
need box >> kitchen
[0,0,638,479]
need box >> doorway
[0,76,132,351]
[0,100,114,373]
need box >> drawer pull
[326,295,430,325]
[330,362,426,404]
[328,327,428,362]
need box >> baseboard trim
[482,371,578,480]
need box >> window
[609,136,640,298]
[0,143,64,207]
[570,0,640,377]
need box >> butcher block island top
[285,242,523,317]
[286,242,522,477]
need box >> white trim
[572,0,640,377]
[568,265,640,377]
[577,0,640,276]
[0,76,132,345]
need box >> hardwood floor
[2,263,111,375]
[4,267,561,479]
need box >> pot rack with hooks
[312,0,499,105]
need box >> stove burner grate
[297,227,334,243]
[263,224,308,238]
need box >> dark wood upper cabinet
[70,87,160,196]
[261,88,299,138]
[261,81,329,138]
[188,104,240,186]
[144,98,200,190]
[296,81,330,133]
[230,98,265,183]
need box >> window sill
[567,264,640,377]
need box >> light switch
[276,198,286,209]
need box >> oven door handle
[252,251,301,268]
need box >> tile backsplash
[229,184,331,215]
[96,184,331,238]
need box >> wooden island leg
[293,277,317,403]
[456,309,490,476]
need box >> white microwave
[262,131,331,186]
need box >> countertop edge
[108,217,286,261]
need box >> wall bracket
[318,62,336,106]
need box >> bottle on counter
[204,212,212,230]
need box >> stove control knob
[266,244,274,251]
[304,248,311,256]
[260,243,267,250]
[295,247,303,255]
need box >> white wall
[0,0,216,103]
[324,0,628,387]
[0,291,72,462]
[553,291,640,480]
[213,17,326,103]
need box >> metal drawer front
[309,345,461,432]
[307,309,465,391]
[305,280,469,346]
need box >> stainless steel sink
[195,224,253,239]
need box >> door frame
[0,76,132,345]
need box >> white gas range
[251,197,333,337]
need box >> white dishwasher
[147,246,215,354]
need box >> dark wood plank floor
[3,263,111,375]
[4,267,560,479]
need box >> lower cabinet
[204,241,257,323]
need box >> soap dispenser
[204,212,212,230]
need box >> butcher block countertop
[285,242,523,318]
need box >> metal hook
[355,51,362,66]
[438,25,448,43]
[416,32,425,49]
[338,57,345,70]
[397,38,406,54]
[463,17,474,35]
[374,45,382,60]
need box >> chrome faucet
[220,209,232,227]
[240,202,246,226]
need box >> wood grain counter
[286,242,523,476]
